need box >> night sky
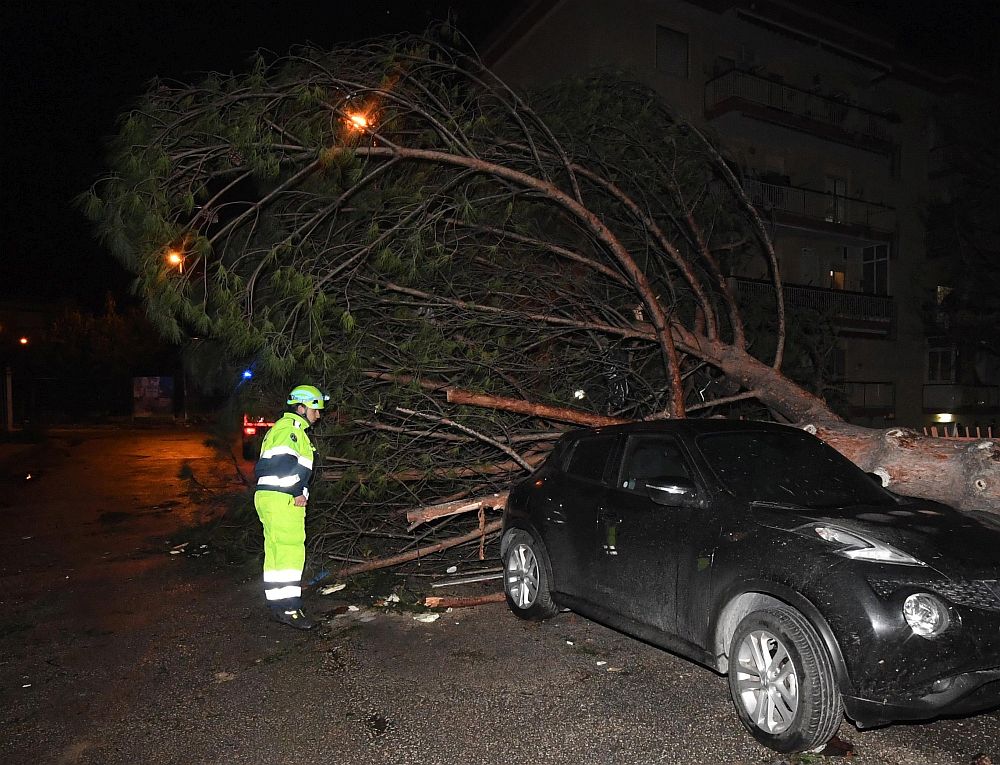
[0,0,501,309]
[1,1,996,310]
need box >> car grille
[868,578,1000,612]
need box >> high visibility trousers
[254,490,306,612]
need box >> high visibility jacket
[254,412,316,498]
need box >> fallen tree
[83,24,997,574]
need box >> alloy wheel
[733,628,800,734]
[505,543,539,609]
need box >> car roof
[560,418,802,442]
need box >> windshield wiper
[750,499,814,511]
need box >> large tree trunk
[807,422,1000,513]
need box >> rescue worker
[254,384,328,629]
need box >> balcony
[923,384,1000,412]
[742,177,895,237]
[733,277,894,336]
[705,70,896,154]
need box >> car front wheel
[502,530,559,621]
[728,606,843,753]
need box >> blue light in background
[242,369,253,379]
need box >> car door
[595,433,699,634]
[539,434,619,600]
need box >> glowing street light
[19,337,28,346]
[166,249,184,273]
[347,112,370,130]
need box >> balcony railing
[742,177,894,231]
[733,278,894,329]
[705,70,894,145]
[923,384,1000,411]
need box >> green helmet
[286,384,329,410]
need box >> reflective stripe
[261,445,299,460]
[257,475,301,488]
[258,449,311,470]
[302,487,309,500]
[263,569,302,583]
[265,585,301,601]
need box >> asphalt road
[0,427,996,765]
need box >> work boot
[272,608,315,630]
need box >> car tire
[728,606,843,753]
[502,530,559,621]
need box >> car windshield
[697,430,893,508]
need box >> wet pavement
[0,428,996,764]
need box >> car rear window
[565,436,616,482]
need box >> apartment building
[485,0,999,429]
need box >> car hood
[751,498,1000,579]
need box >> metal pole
[4,365,13,432]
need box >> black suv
[501,420,1000,753]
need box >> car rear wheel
[728,606,843,753]
[502,530,559,621]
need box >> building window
[655,25,689,78]
[927,345,956,383]
[828,269,846,290]
[824,176,848,223]
[862,244,889,295]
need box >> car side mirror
[645,476,701,508]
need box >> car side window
[618,435,689,492]
[564,436,617,484]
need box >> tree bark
[424,593,506,609]
[807,422,1000,514]
[405,492,509,529]
[445,389,622,427]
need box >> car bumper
[844,667,1000,728]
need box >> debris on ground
[166,541,211,558]
[430,569,503,589]
[817,735,855,757]
[423,592,505,609]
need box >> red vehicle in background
[242,414,274,460]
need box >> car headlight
[806,525,926,566]
[903,593,950,637]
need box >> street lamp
[19,336,28,346]
[346,111,371,131]
[166,248,184,273]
